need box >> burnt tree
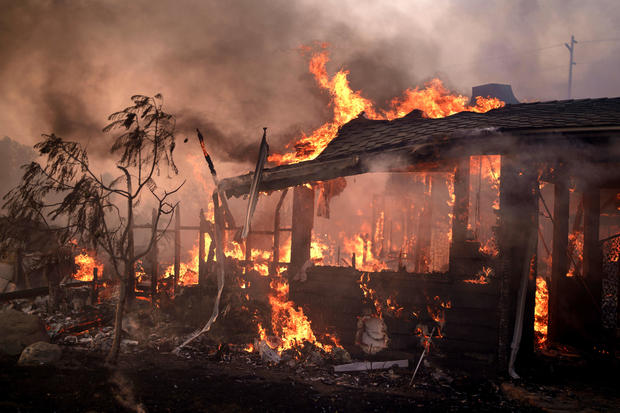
[2,94,183,363]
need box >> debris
[330,346,352,364]
[18,341,62,366]
[333,359,408,373]
[241,127,269,239]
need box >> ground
[1,346,618,412]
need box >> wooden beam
[151,208,158,301]
[272,189,288,275]
[583,187,602,320]
[549,172,569,343]
[449,157,470,273]
[496,155,538,371]
[290,185,315,276]
[198,209,207,286]
[174,206,181,294]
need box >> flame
[269,47,504,165]
[163,233,212,286]
[73,250,103,281]
[343,233,387,271]
[358,272,404,318]
[534,276,549,348]
[464,266,493,284]
[567,230,583,277]
[264,277,340,353]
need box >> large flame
[263,277,340,354]
[534,276,549,348]
[269,48,504,165]
[73,251,103,282]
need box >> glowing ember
[567,230,583,277]
[269,47,504,165]
[534,276,549,348]
[73,251,103,281]
[464,266,493,284]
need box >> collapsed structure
[219,97,620,371]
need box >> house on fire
[218,96,620,372]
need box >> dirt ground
[1,346,618,413]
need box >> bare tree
[2,94,183,362]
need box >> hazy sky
[1,0,619,168]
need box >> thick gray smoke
[2,0,619,163]
[0,0,618,264]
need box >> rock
[0,308,49,356]
[331,347,352,364]
[18,341,62,366]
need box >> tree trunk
[106,270,128,363]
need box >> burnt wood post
[91,267,99,304]
[272,189,288,275]
[290,185,314,276]
[174,206,181,294]
[449,157,470,274]
[549,171,570,343]
[414,175,433,273]
[583,187,602,327]
[151,208,159,301]
[244,230,252,271]
[497,155,538,370]
[199,209,207,285]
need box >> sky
[1,0,619,198]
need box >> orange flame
[73,251,103,281]
[264,277,340,353]
[534,276,549,348]
[269,48,504,165]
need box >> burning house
[217,94,620,373]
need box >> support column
[151,208,159,301]
[549,173,570,343]
[198,209,207,286]
[449,157,470,274]
[497,155,538,370]
[290,185,315,276]
[583,187,602,326]
[414,175,433,273]
[272,189,288,275]
[174,206,181,294]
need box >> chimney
[470,83,519,105]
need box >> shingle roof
[317,97,620,161]
[219,97,620,197]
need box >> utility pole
[565,35,577,99]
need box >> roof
[220,97,620,197]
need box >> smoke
[1,0,619,159]
[0,0,619,251]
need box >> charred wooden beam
[449,157,470,274]
[583,187,602,325]
[272,189,288,275]
[549,171,569,343]
[497,155,538,372]
[290,185,314,276]
[173,206,181,294]
[151,208,159,301]
[198,209,207,286]
[0,281,94,302]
